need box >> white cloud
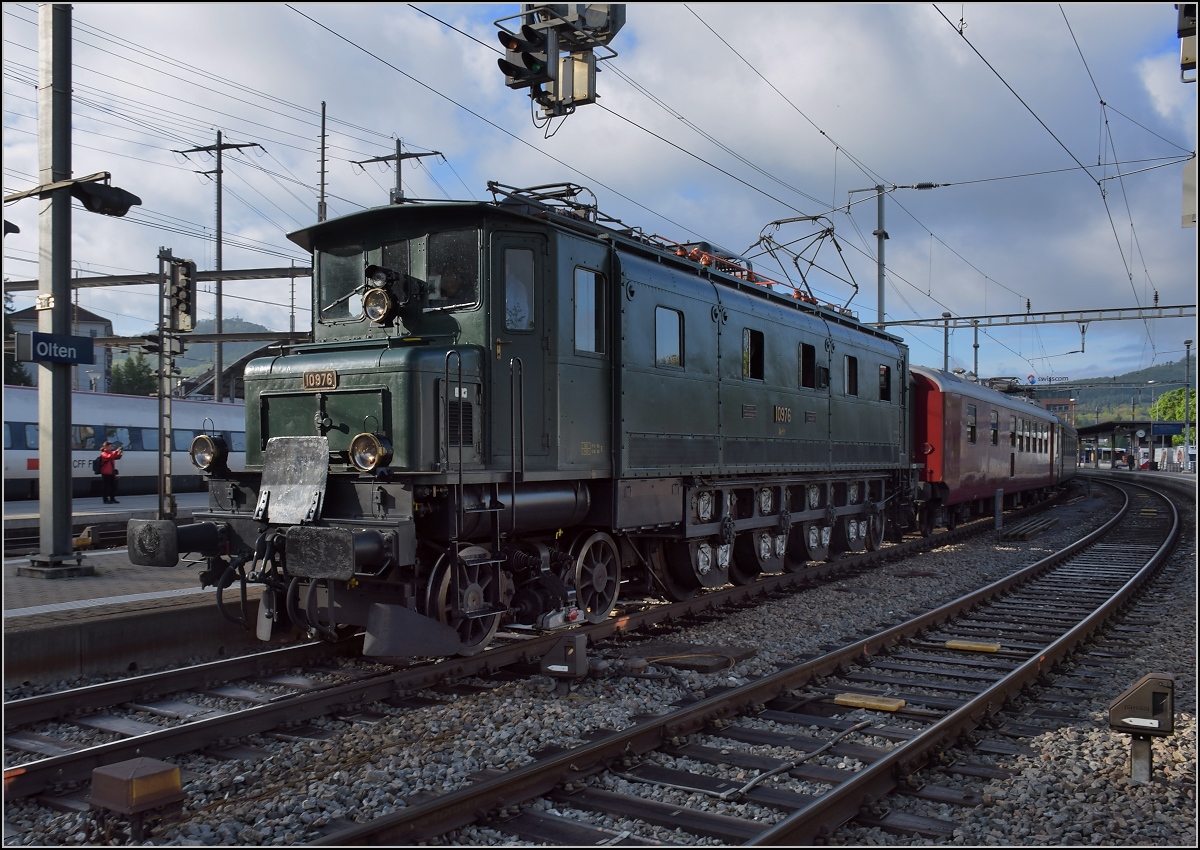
[2,3,1194,378]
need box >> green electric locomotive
[128,183,918,657]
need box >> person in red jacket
[99,440,123,503]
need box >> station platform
[3,493,274,687]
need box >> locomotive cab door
[490,234,549,470]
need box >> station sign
[1151,423,1184,437]
[15,331,95,365]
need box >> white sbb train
[3,385,246,501]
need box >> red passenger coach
[910,366,1072,532]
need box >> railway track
[302,478,1177,845]
[5,478,1181,844]
[3,492,1066,801]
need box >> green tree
[3,291,32,386]
[110,352,157,396]
[1150,388,1197,445]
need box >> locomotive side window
[743,328,764,380]
[990,410,999,445]
[428,230,479,309]
[1010,415,1017,448]
[655,306,683,368]
[141,428,159,451]
[844,355,858,396]
[574,268,605,354]
[879,364,892,402]
[967,404,977,444]
[798,343,816,389]
[318,245,366,320]
[504,248,535,331]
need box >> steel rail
[2,641,353,729]
[750,481,1179,845]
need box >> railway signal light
[497,24,557,90]
[169,260,198,332]
[70,180,142,218]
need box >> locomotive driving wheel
[660,541,701,601]
[729,532,763,586]
[800,521,830,563]
[864,505,886,551]
[426,545,502,655]
[571,531,621,623]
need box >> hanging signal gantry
[495,4,625,119]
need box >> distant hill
[114,317,277,378]
[173,317,276,377]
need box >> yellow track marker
[945,639,1001,652]
[834,693,906,712]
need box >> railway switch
[1108,672,1175,784]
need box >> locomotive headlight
[758,487,774,514]
[697,491,715,522]
[189,434,228,472]
[363,287,397,324]
[349,432,393,472]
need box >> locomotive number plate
[303,370,338,390]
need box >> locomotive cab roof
[286,188,905,344]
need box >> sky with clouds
[3,3,1196,382]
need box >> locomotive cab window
[844,355,858,396]
[1010,415,1017,448]
[574,268,605,354]
[317,244,367,321]
[655,306,683,368]
[743,328,764,380]
[879,364,892,402]
[990,410,999,445]
[504,247,535,331]
[967,404,977,444]
[427,230,479,310]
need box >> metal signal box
[1108,672,1175,737]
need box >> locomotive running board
[363,603,464,657]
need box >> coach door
[490,234,548,469]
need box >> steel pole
[34,3,75,567]
[215,130,223,403]
[1186,340,1193,472]
[874,185,885,327]
[942,312,951,371]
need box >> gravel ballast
[3,478,1195,846]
